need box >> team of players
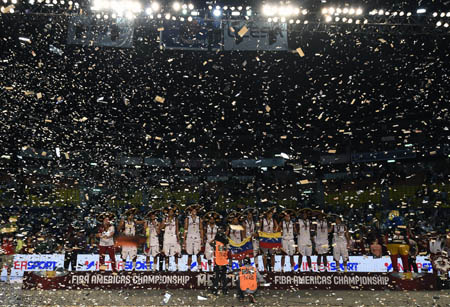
[97,206,351,272]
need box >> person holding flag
[280,209,297,272]
[242,208,260,268]
[258,207,281,272]
[118,208,141,271]
[227,211,253,266]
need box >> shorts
[204,242,214,260]
[186,237,201,255]
[315,240,329,255]
[333,241,349,261]
[121,246,137,260]
[163,242,181,257]
[282,239,296,256]
[144,245,160,257]
[298,242,312,256]
[0,254,14,269]
[386,243,409,256]
[261,247,274,255]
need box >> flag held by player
[258,231,282,249]
[228,237,254,260]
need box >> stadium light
[356,8,362,15]
[188,3,193,10]
[444,23,449,28]
[151,2,159,12]
[212,8,221,17]
[447,12,450,17]
[436,21,442,27]
[322,8,328,15]
[172,2,180,11]
[416,8,426,14]
[325,15,332,22]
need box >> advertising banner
[224,21,288,51]
[67,16,134,48]
[22,271,437,291]
[160,18,221,51]
[2,254,434,281]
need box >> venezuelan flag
[258,231,282,249]
[228,237,254,260]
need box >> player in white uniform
[227,212,244,265]
[144,210,160,271]
[280,210,296,272]
[315,212,330,272]
[297,209,313,271]
[243,209,259,268]
[260,209,279,272]
[204,212,219,271]
[118,210,141,271]
[331,216,350,272]
[183,206,204,271]
[160,206,181,271]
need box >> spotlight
[273,17,278,22]
[393,11,398,16]
[262,4,274,16]
[52,0,57,4]
[440,12,445,17]
[432,12,438,17]
[187,16,192,21]
[302,9,307,15]
[172,2,181,11]
[188,3,193,10]
[237,6,242,11]
[289,19,294,24]
[304,20,308,24]
[267,17,272,22]
[444,23,449,28]
[349,8,355,15]
[181,9,187,14]
[364,19,368,24]
[343,8,348,14]
[369,10,376,15]
[348,18,353,23]
[436,21,442,27]
[231,11,240,16]
[328,7,335,15]
[281,17,286,22]
[246,10,251,16]
[447,12,450,17]
[296,19,300,24]
[356,8,362,15]
[165,13,170,19]
[342,17,347,22]
[212,8,221,17]
[336,8,342,15]
[151,2,159,12]
[325,15,332,22]
[416,8,426,14]
[294,7,300,15]
[180,17,184,21]
[399,11,404,16]
[335,16,340,21]
[407,12,412,16]
[355,19,360,24]
[378,10,384,15]
[322,8,328,15]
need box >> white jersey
[244,220,256,239]
[282,220,295,240]
[297,219,311,244]
[316,220,328,242]
[163,217,178,243]
[430,238,444,254]
[333,224,347,243]
[187,216,201,240]
[229,225,242,243]
[206,224,218,243]
[262,218,275,233]
[99,225,115,247]
[147,219,159,246]
[123,221,135,236]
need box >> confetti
[238,26,248,37]
[296,47,305,57]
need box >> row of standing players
[92,205,351,273]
